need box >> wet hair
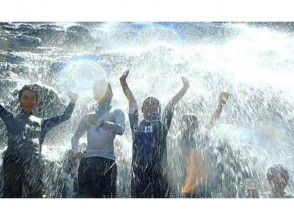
[182,114,198,125]
[18,85,39,101]
[181,113,199,131]
[143,97,161,110]
[141,97,162,119]
[267,164,289,183]
[143,97,160,104]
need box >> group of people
[0,70,292,198]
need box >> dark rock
[38,24,63,30]
[11,34,42,49]
[0,63,14,76]
[27,24,65,45]
[49,62,65,75]
[66,25,90,36]
[247,22,294,32]
[17,23,35,32]
[63,25,93,46]
[0,37,10,51]
[4,53,25,64]
[0,22,17,32]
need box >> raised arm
[205,92,230,130]
[120,70,138,114]
[163,77,190,129]
[42,92,78,134]
[0,103,15,130]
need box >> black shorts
[78,156,117,198]
[2,152,44,198]
[131,168,169,198]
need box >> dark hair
[18,85,39,101]
[267,164,289,182]
[143,97,160,106]
[143,97,161,111]
[182,114,198,124]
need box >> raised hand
[120,70,130,83]
[181,77,190,90]
[68,91,79,104]
[219,92,230,104]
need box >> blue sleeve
[0,104,15,130]
[128,109,139,134]
[42,103,75,134]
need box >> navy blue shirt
[0,103,75,160]
[129,107,173,175]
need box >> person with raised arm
[0,85,78,198]
[120,70,189,198]
[71,81,125,198]
[180,92,230,197]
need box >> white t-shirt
[71,108,125,160]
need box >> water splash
[0,22,294,197]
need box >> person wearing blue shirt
[120,70,189,198]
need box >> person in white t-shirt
[71,81,125,198]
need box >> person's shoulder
[86,111,95,115]
[128,109,139,118]
[81,112,95,122]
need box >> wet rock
[63,25,93,46]
[173,22,239,43]
[17,23,35,33]
[248,22,294,32]
[0,37,10,51]
[11,34,42,49]
[0,22,17,32]
[4,53,25,63]
[67,25,90,36]
[27,24,65,45]
[0,79,18,100]
[0,63,14,76]
[39,24,63,30]
[49,62,65,75]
